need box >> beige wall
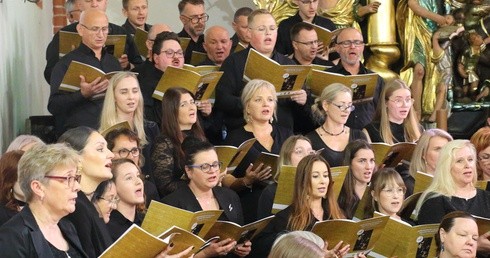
[0,0,256,151]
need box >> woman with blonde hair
[307,83,366,167]
[99,72,159,177]
[268,231,326,258]
[410,129,453,177]
[415,140,490,225]
[470,127,490,181]
[224,79,293,223]
[364,79,422,144]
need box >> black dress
[306,128,367,167]
[251,201,332,257]
[106,209,144,241]
[417,189,490,225]
[224,125,293,224]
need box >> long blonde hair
[376,79,420,144]
[100,72,147,145]
[414,140,477,219]
[409,129,453,177]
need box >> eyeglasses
[159,49,184,58]
[98,196,120,206]
[389,98,414,107]
[381,187,405,196]
[330,102,355,112]
[117,147,140,158]
[180,99,196,108]
[337,40,364,48]
[294,40,319,47]
[44,174,82,189]
[188,161,223,173]
[298,0,318,4]
[250,25,277,34]
[181,14,209,24]
[80,24,109,34]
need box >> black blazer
[162,184,244,225]
[0,206,88,258]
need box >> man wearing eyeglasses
[275,0,335,56]
[290,22,333,66]
[134,31,185,126]
[326,27,384,130]
[44,0,144,84]
[48,9,121,137]
[177,0,208,64]
[121,0,151,36]
[65,0,82,24]
[215,9,313,134]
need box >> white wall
[106,0,256,35]
[0,0,256,151]
[0,0,53,152]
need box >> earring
[441,242,445,252]
[269,117,274,124]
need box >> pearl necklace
[321,124,345,136]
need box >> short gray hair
[18,143,80,202]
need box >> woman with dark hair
[435,211,478,258]
[162,137,250,257]
[251,154,348,257]
[0,151,25,226]
[151,87,207,197]
[106,158,146,241]
[338,140,375,219]
[91,180,118,224]
[58,126,115,257]
[257,135,314,219]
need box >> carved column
[365,0,400,81]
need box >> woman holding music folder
[99,71,160,180]
[251,154,348,257]
[151,87,207,197]
[306,83,367,168]
[415,140,490,225]
[0,143,88,257]
[366,168,408,222]
[363,79,421,144]
[223,79,293,224]
[162,137,252,258]
[257,135,315,219]
[338,140,376,219]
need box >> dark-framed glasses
[160,49,184,58]
[44,174,82,189]
[188,161,223,173]
[330,102,355,112]
[117,147,140,158]
[181,14,209,24]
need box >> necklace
[321,124,345,136]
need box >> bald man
[44,0,143,84]
[200,26,232,66]
[326,27,384,130]
[48,9,121,137]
